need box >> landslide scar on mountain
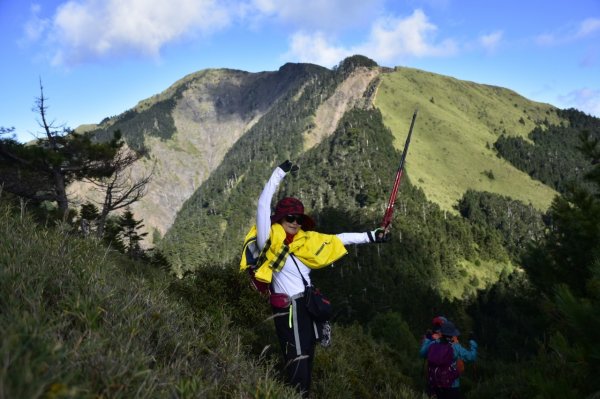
[303,67,380,151]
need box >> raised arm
[256,166,287,250]
[454,340,477,362]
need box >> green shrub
[0,202,296,398]
[312,323,426,399]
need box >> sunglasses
[283,214,304,224]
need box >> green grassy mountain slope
[75,60,571,249]
[162,61,563,278]
[163,91,515,302]
[375,67,562,213]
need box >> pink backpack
[427,342,459,388]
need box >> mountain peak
[335,55,379,73]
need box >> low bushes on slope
[0,201,295,398]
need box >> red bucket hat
[270,197,316,230]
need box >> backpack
[240,233,270,295]
[427,342,460,388]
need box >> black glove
[368,227,390,243]
[278,160,299,175]
[279,160,293,172]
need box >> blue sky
[2,0,599,143]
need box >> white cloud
[479,31,503,53]
[536,17,600,46]
[26,1,459,69]
[534,33,556,46]
[362,10,458,60]
[32,0,233,66]
[576,18,600,38]
[250,0,384,31]
[283,32,351,67]
[21,3,50,43]
[29,0,385,67]
[283,9,457,67]
[251,0,277,14]
[560,88,600,117]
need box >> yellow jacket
[240,224,348,283]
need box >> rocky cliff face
[72,65,380,242]
[124,70,270,239]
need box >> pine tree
[525,137,600,297]
[78,202,100,236]
[117,209,149,260]
[523,133,600,396]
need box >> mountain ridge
[71,57,568,255]
[73,61,380,239]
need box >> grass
[312,324,428,399]
[0,198,428,398]
[0,200,297,399]
[438,259,513,300]
[374,67,561,214]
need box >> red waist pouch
[270,293,291,308]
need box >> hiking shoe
[320,321,332,348]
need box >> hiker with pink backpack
[420,319,477,399]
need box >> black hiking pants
[272,293,320,398]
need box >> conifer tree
[79,202,100,236]
[0,81,122,219]
[117,209,149,260]
[523,132,600,395]
[524,133,600,297]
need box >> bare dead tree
[86,145,155,238]
[35,80,71,216]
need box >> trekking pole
[380,109,418,230]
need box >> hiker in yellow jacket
[254,160,389,398]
